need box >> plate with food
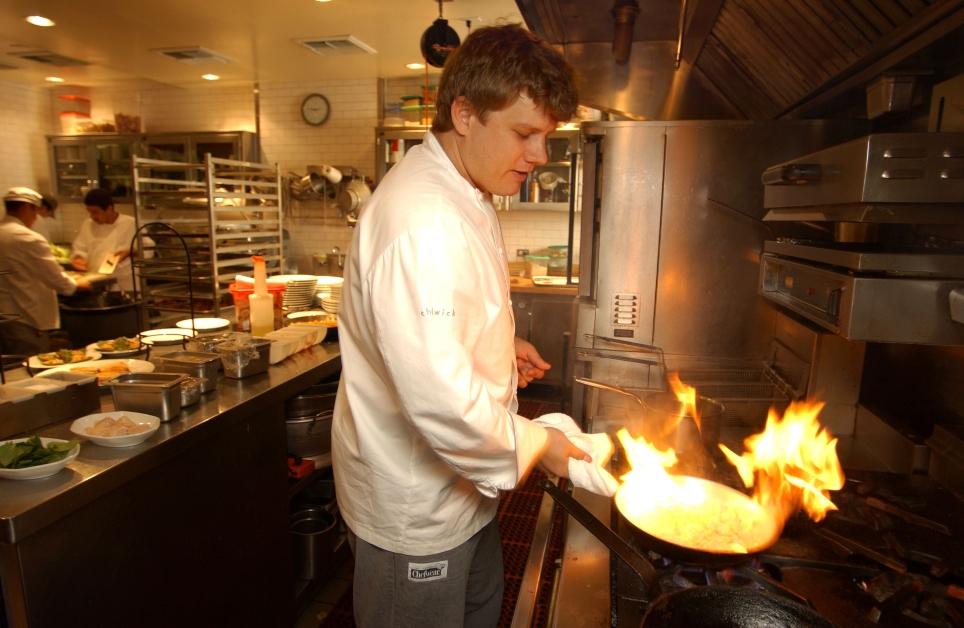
[27,347,102,370]
[0,436,80,480]
[70,411,160,448]
[88,336,145,358]
[37,359,155,387]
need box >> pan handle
[574,377,646,412]
[540,479,660,599]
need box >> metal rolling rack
[132,154,284,327]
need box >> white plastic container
[249,255,274,337]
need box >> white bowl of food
[70,411,161,447]
[0,437,80,480]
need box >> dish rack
[132,155,284,327]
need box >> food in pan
[35,349,89,366]
[85,415,150,437]
[95,337,141,352]
[71,362,131,385]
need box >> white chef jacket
[332,131,550,556]
[71,213,137,291]
[0,215,78,330]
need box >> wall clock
[301,93,331,126]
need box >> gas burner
[609,470,964,627]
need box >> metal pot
[286,410,333,458]
[59,291,142,346]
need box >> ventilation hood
[516,0,964,120]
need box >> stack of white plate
[268,274,319,311]
[315,276,344,314]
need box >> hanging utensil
[420,0,461,68]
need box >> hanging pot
[420,18,460,68]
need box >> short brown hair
[431,24,578,133]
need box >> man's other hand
[514,336,550,388]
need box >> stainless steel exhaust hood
[516,0,964,120]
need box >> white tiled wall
[0,80,53,194]
[2,77,572,272]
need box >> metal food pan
[216,339,271,379]
[110,372,186,422]
[157,351,221,392]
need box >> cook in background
[332,25,585,628]
[70,188,144,292]
[0,187,90,355]
[30,193,58,243]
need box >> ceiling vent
[10,51,89,66]
[154,46,232,64]
[296,35,377,56]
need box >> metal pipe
[675,0,689,69]
[611,0,639,65]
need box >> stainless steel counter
[0,342,341,544]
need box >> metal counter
[0,342,341,545]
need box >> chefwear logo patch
[408,560,448,582]
[419,306,455,318]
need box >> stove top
[610,470,964,627]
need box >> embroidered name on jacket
[419,307,455,318]
[408,560,448,582]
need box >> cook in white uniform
[70,188,139,291]
[332,25,583,628]
[0,187,90,355]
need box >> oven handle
[761,163,822,186]
[540,479,660,599]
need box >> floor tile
[294,601,334,628]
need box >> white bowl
[0,437,80,480]
[70,411,161,447]
[139,328,197,346]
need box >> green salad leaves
[0,436,78,469]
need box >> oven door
[759,253,964,345]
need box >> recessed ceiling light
[201,74,220,81]
[406,62,425,70]
[26,15,55,27]
[314,0,333,3]
[45,76,65,83]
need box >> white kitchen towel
[533,412,620,497]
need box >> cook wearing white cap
[0,187,91,355]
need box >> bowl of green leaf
[0,436,80,480]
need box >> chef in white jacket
[0,187,90,354]
[333,25,585,628]
[70,188,139,291]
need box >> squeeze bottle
[249,255,274,337]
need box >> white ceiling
[0,0,523,88]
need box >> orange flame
[668,372,700,432]
[720,401,844,522]
[615,398,845,551]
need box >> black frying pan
[642,586,835,627]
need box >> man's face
[86,205,117,224]
[456,93,555,197]
[17,203,39,228]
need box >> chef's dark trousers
[0,321,51,356]
[348,518,503,628]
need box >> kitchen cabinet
[506,128,579,211]
[48,134,139,201]
[512,290,577,389]
[47,131,257,201]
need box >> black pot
[420,18,460,68]
[59,292,142,346]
